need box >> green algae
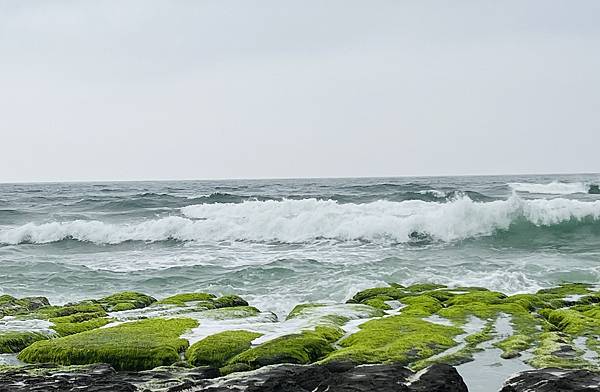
[349,286,408,304]
[540,308,600,335]
[537,283,593,297]
[0,332,50,354]
[326,315,462,365]
[186,330,262,367]
[18,318,197,370]
[157,293,216,306]
[528,332,592,369]
[98,291,156,311]
[50,317,111,336]
[197,306,261,320]
[229,326,343,369]
[404,283,447,292]
[213,295,248,308]
[34,303,107,319]
[0,295,50,317]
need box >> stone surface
[199,362,467,392]
[0,362,468,392]
[500,368,600,392]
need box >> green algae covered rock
[326,314,462,365]
[156,292,248,310]
[186,330,262,367]
[198,306,261,320]
[99,291,156,312]
[214,295,249,308]
[229,326,343,368]
[18,318,198,370]
[158,293,216,306]
[0,295,50,317]
[48,312,112,336]
[0,331,50,354]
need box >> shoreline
[1,282,599,391]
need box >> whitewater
[0,174,599,316]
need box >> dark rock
[589,184,600,194]
[410,364,468,392]
[0,363,219,392]
[500,368,600,392]
[199,361,466,392]
[0,362,468,392]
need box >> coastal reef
[1,283,599,391]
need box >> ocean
[1,173,599,318]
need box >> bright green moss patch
[158,293,216,306]
[18,318,197,370]
[528,332,591,369]
[50,317,111,336]
[540,308,600,335]
[495,334,534,358]
[537,283,593,297]
[400,295,443,317]
[404,283,447,292]
[99,291,156,311]
[198,306,260,320]
[186,330,262,367]
[230,326,342,368]
[34,303,107,319]
[326,315,462,365]
[0,332,50,353]
[445,290,506,307]
[349,286,408,304]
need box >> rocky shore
[1,282,599,391]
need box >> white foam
[508,181,589,195]
[2,195,600,245]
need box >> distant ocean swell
[508,181,594,194]
[1,195,600,245]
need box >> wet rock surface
[0,362,468,392]
[500,368,600,392]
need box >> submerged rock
[500,368,600,391]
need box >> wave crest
[1,196,600,245]
[508,181,590,195]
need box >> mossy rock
[99,291,156,311]
[186,330,262,367]
[537,283,593,297]
[0,295,50,317]
[158,293,216,306]
[198,306,261,320]
[18,318,197,370]
[286,304,327,319]
[349,286,409,304]
[0,332,50,354]
[34,303,107,319]
[213,295,248,308]
[49,316,112,337]
[326,315,462,365]
[404,283,447,292]
[229,326,343,368]
[528,332,592,369]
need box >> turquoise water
[0,174,599,316]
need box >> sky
[1,1,599,182]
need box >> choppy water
[1,174,599,316]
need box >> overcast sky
[1,1,599,182]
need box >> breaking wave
[508,181,591,195]
[1,196,600,245]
